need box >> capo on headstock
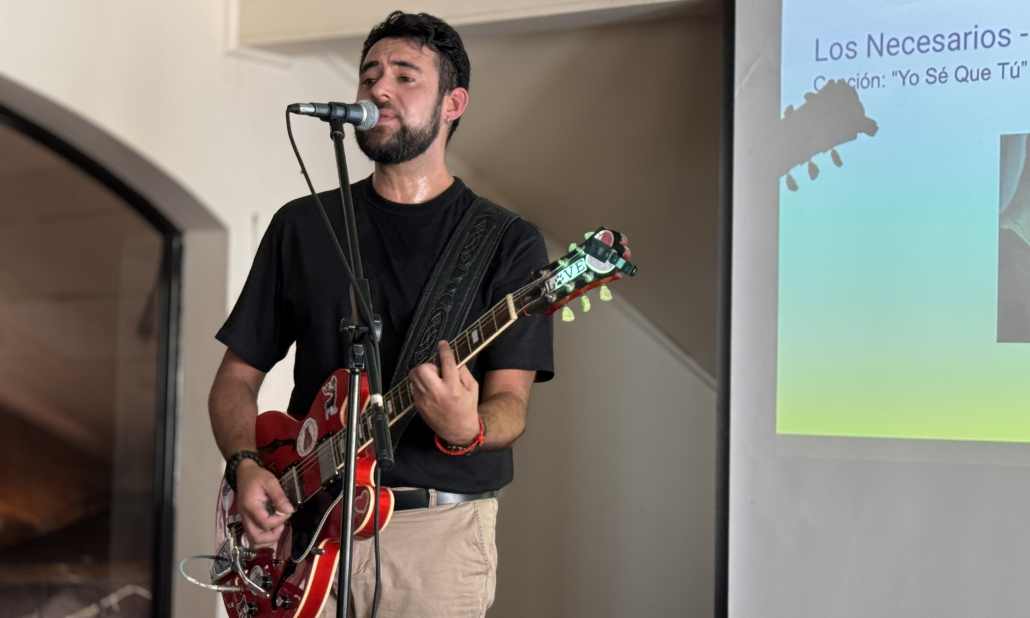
[582,228,637,277]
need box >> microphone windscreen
[356,100,379,131]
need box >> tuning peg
[599,285,612,302]
[561,305,575,322]
[584,231,594,239]
[807,160,819,180]
[831,148,843,167]
[581,295,591,312]
[786,173,798,192]
[569,243,578,252]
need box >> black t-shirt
[216,177,554,493]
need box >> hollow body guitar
[211,228,637,618]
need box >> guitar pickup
[282,464,305,505]
[317,434,339,485]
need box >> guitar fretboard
[276,289,531,505]
[334,291,523,466]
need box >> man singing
[208,11,553,618]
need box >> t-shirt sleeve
[476,219,555,383]
[215,210,295,372]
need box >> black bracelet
[225,450,264,492]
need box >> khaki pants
[321,497,498,618]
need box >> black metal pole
[338,350,363,618]
[325,114,395,617]
[328,117,363,618]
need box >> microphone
[288,100,379,131]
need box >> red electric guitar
[197,228,636,618]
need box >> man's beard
[356,102,442,164]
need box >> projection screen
[729,0,1030,615]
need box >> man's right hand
[235,458,294,547]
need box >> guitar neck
[355,292,523,449]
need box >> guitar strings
[273,281,540,496]
[275,301,511,493]
[276,261,600,492]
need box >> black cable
[286,108,388,613]
[371,467,383,618]
[285,111,376,339]
[286,111,389,401]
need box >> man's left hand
[409,340,482,446]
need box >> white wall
[0,0,371,306]
[444,164,718,618]
[492,266,717,618]
[0,4,717,618]
[0,3,366,618]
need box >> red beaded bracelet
[434,415,486,456]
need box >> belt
[391,488,496,511]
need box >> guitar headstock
[519,228,637,318]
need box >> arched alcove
[0,74,228,618]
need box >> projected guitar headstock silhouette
[777,79,879,191]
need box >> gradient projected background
[776,0,1030,441]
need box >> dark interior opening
[0,111,180,618]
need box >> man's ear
[444,87,469,124]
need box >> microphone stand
[324,116,393,618]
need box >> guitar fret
[455,334,470,362]
[394,390,404,417]
[350,296,528,452]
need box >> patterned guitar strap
[386,196,520,449]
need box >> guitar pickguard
[289,476,343,563]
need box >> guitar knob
[276,596,293,610]
[581,295,591,312]
[599,285,612,302]
[246,602,259,616]
[238,548,258,561]
[561,306,575,322]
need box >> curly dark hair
[361,11,470,141]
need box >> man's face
[356,37,446,164]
